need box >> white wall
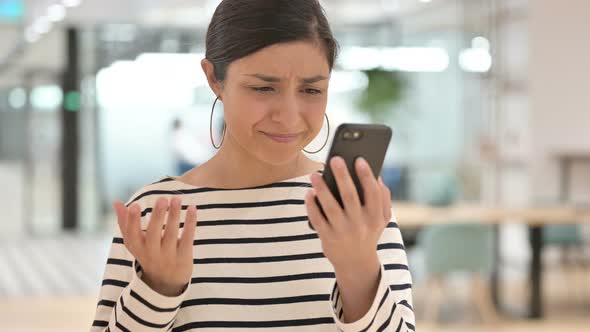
[0,24,24,87]
[529,0,590,202]
[0,27,64,87]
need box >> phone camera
[343,130,362,141]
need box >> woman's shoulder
[124,161,324,208]
[124,175,188,207]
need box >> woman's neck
[184,134,323,189]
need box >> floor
[1,295,588,331]
[0,234,109,297]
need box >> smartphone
[312,123,392,226]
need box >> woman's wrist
[333,253,381,282]
[141,272,186,297]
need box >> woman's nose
[271,92,300,123]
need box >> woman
[91,0,415,331]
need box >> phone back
[322,123,392,206]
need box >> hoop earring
[304,113,330,154]
[210,96,226,149]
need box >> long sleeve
[90,200,190,332]
[328,210,416,332]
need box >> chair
[418,223,499,323]
[543,224,586,306]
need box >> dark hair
[205,0,339,82]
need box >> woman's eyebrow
[244,73,329,83]
[301,75,330,84]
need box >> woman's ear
[201,58,222,98]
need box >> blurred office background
[0,0,589,330]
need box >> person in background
[170,118,206,175]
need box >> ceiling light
[62,0,82,8]
[33,17,52,35]
[459,48,492,72]
[472,36,491,51]
[381,47,449,72]
[48,4,66,22]
[9,88,27,109]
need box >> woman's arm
[329,215,415,332]
[90,196,191,332]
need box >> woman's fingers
[146,198,168,252]
[162,197,182,252]
[125,203,145,256]
[113,201,128,238]
[305,190,330,235]
[330,156,361,217]
[178,205,197,257]
[379,177,393,223]
[356,158,382,221]
[310,172,345,227]
[117,197,195,257]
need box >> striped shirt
[91,169,415,331]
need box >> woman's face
[203,41,331,165]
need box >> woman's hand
[113,197,197,297]
[305,156,392,274]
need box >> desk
[394,204,579,227]
[392,202,587,319]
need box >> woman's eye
[303,88,322,95]
[252,87,275,93]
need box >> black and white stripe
[91,174,415,331]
